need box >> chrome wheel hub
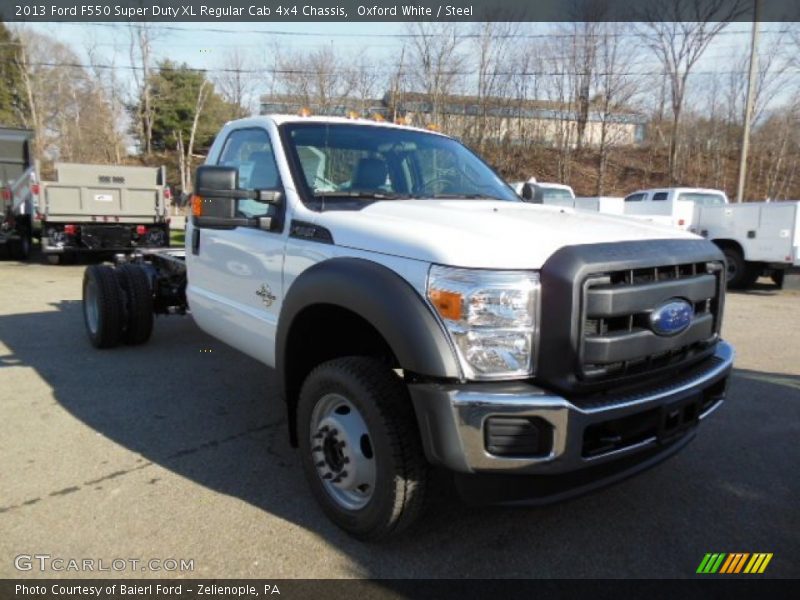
[310,394,375,510]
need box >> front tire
[297,357,429,541]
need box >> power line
[54,21,795,40]
[21,59,800,79]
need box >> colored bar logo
[697,553,773,574]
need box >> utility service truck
[521,182,800,288]
[0,127,38,259]
[41,163,170,264]
[81,115,734,540]
[620,188,800,288]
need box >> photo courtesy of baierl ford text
[0,0,798,597]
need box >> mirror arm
[196,187,283,205]
[194,215,275,231]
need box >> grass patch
[170,229,185,247]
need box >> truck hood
[314,199,699,269]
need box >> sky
[17,20,791,113]
[22,20,766,67]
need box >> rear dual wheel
[82,264,154,349]
[83,265,125,348]
[116,264,154,345]
[722,246,759,289]
[9,230,31,260]
[47,253,76,265]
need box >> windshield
[677,192,727,206]
[283,123,519,207]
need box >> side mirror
[195,165,238,220]
[193,165,282,230]
[520,182,536,202]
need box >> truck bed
[42,163,166,222]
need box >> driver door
[187,126,286,366]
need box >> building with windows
[259,92,646,147]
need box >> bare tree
[639,0,743,182]
[273,45,352,113]
[726,31,791,128]
[183,79,212,192]
[507,39,543,149]
[214,48,254,118]
[406,23,466,128]
[470,21,518,149]
[85,40,126,163]
[13,29,120,164]
[348,53,384,115]
[756,101,800,199]
[593,23,641,194]
[563,20,601,151]
[13,34,41,158]
[388,44,407,122]
[129,23,158,155]
[541,33,577,182]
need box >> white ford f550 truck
[81,116,734,540]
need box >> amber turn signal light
[191,195,203,216]
[428,289,462,321]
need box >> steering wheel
[420,176,456,195]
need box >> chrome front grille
[579,261,724,381]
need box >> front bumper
[409,340,733,476]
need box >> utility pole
[736,0,760,203]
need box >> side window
[652,192,668,201]
[624,193,645,202]
[218,128,280,218]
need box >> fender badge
[256,283,277,307]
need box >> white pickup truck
[510,177,576,205]
[81,115,734,540]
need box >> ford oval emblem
[650,299,694,336]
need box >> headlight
[426,265,540,380]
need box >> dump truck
[0,127,38,259]
[41,163,170,264]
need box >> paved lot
[1,254,798,579]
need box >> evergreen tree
[0,21,29,127]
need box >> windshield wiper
[423,193,508,201]
[313,191,412,200]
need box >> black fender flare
[276,256,461,402]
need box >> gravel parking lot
[1,254,798,579]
